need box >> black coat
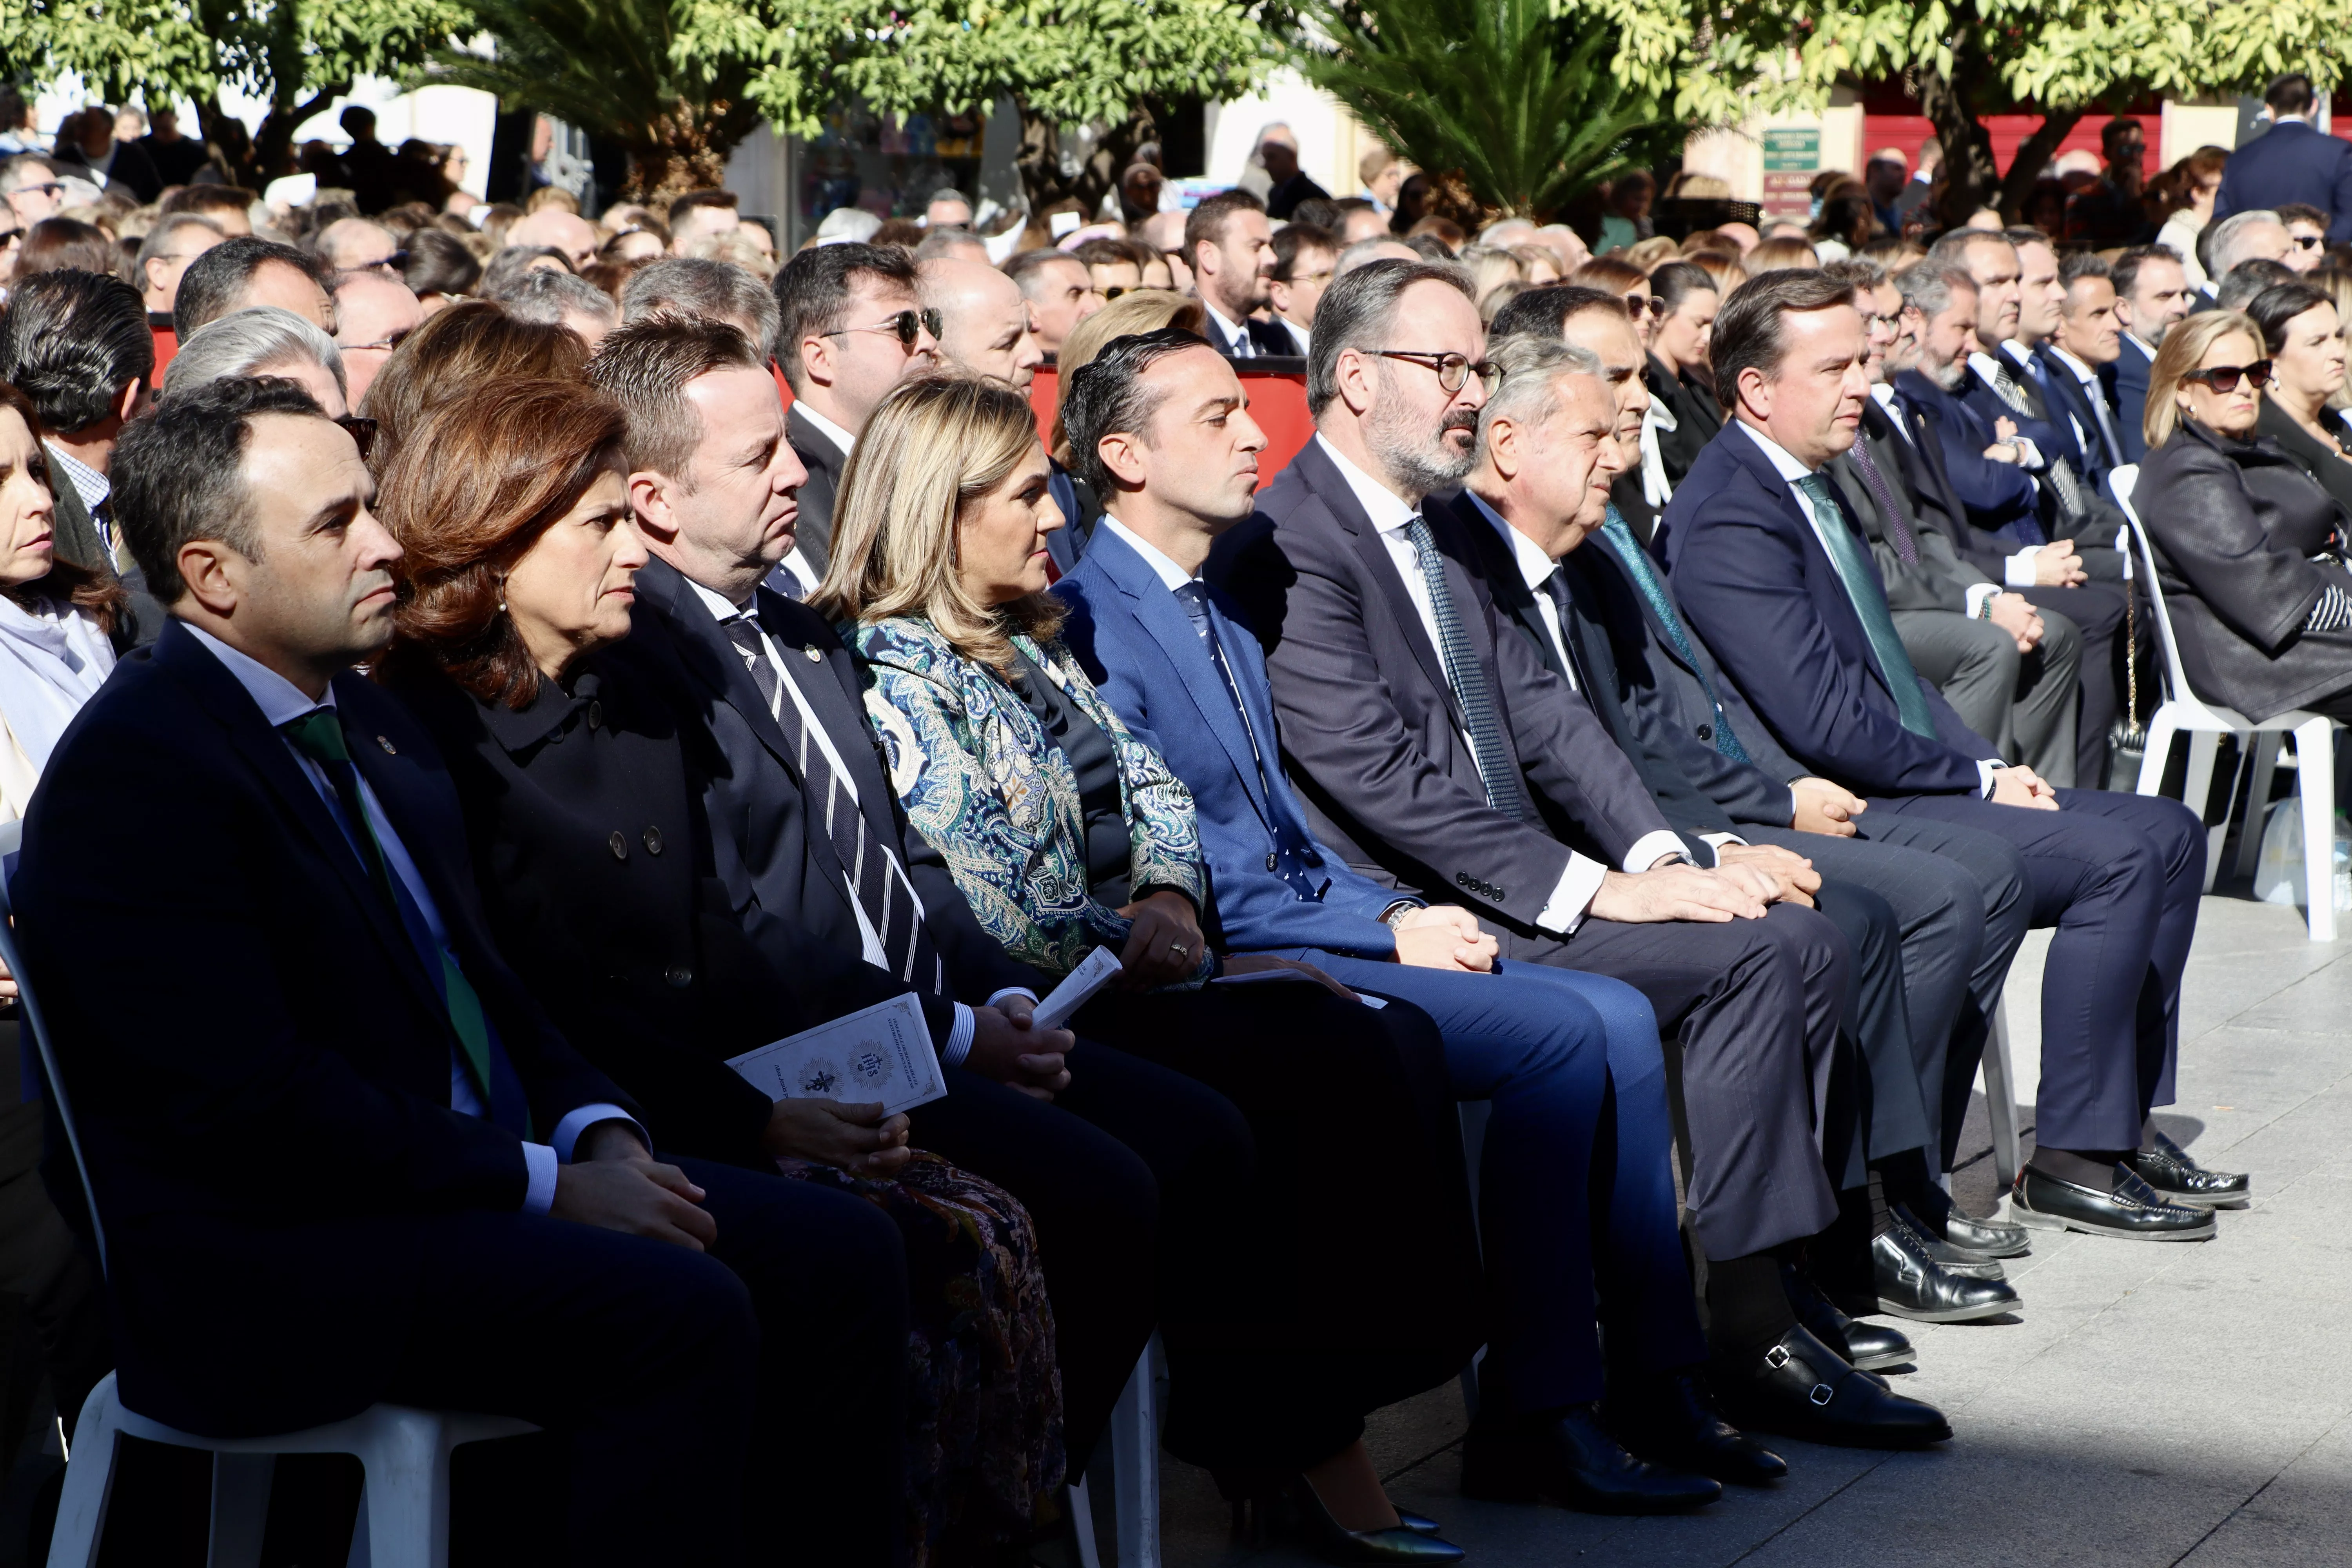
[2135,417,2352,720]
[2255,397,2352,521]
[14,621,632,1436]
[786,403,847,578]
[1645,354,1720,487]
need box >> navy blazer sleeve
[1898,379,2039,535]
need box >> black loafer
[2011,1163,2217,1241]
[2133,1129,2251,1209]
[1461,1404,1721,1514]
[1909,1187,2032,1258]
[1285,1480,1465,1563]
[1781,1261,1914,1371]
[1714,1325,1952,1449]
[1873,1221,2020,1323]
[1604,1368,1788,1487]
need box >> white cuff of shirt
[1534,853,1611,935]
[1697,831,1748,859]
[521,1143,558,1216]
[942,1002,977,1069]
[2012,437,2046,471]
[1624,830,1690,875]
[1965,583,2002,617]
[1977,760,2005,798]
[551,1103,649,1163]
[2003,550,2042,588]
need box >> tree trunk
[250,82,349,189]
[1916,58,1999,230]
[622,100,758,204]
[1014,99,1155,239]
[1996,109,2086,221]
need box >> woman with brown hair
[357,298,590,467]
[1570,256,1659,345]
[377,376,1069,1566]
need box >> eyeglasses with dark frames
[334,416,379,461]
[2181,359,2273,393]
[821,308,945,350]
[1373,350,1499,395]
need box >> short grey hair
[1896,262,1974,320]
[496,267,620,330]
[132,215,226,285]
[1478,336,1604,454]
[2207,209,2284,276]
[1306,259,1477,416]
[162,306,348,404]
[619,255,780,346]
[1335,236,1413,276]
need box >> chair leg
[1111,1347,1160,1568]
[45,1376,124,1568]
[2234,733,2284,882]
[1065,1477,1103,1568]
[2183,731,2229,891]
[2135,709,2181,796]
[2295,719,2337,942]
[206,1454,275,1568]
[1983,995,2022,1196]
[352,1410,454,1568]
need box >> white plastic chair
[2112,465,2341,939]
[0,824,537,1568]
[1064,1344,1161,1568]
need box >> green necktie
[280,709,508,1126]
[1597,507,1753,765]
[1793,472,1939,740]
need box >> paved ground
[1103,891,2352,1568]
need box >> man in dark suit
[768,241,940,593]
[1210,260,1952,1448]
[1662,268,2246,1244]
[2035,253,2131,490]
[585,315,1266,1483]
[24,377,913,1564]
[1056,327,1787,1503]
[2107,245,2192,461]
[1186,189,1296,358]
[2213,73,2352,243]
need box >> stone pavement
[1110,893,2352,1568]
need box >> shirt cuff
[1623,829,1690,874]
[550,1103,649,1163]
[1965,583,2002,617]
[2004,550,2040,588]
[1977,759,2004,799]
[987,987,1040,1008]
[521,1142,558,1215]
[1697,831,1748,858]
[942,1001,977,1069]
[1534,853,1610,936]
[2012,437,2046,470]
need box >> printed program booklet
[726,993,947,1115]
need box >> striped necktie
[1403,515,1526,818]
[1847,438,1918,564]
[1987,360,2086,521]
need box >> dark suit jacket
[1205,438,1671,929]
[2134,417,2352,719]
[2213,120,2352,243]
[1646,354,1722,487]
[2107,334,2157,463]
[1055,526,1403,959]
[2256,396,2352,519]
[1893,371,2043,569]
[1661,421,1998,798]
[54,140,162,204]
[1831,401,1994,615]
[2034,345,2128,485]
[621,556,1044,1033]
[785,403,847,578]
[44,468,163,651]
[1204,308,1299,359]
[15,620,631,1436]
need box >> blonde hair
[2144,309,2263,450]
[1051,289,1205,453]
[1624,235,1681,272]
[811,373,1061,672]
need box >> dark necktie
[1537,568,1591,694]
[722,615,945,994]
[1403,515,1525,818]
[1987,360,2085,521]
[1595,508,1754,764]
[280,708,527,1134]
[1847,438,1918,564]
[1174,581,1275,793]
[1794,474,1938,739]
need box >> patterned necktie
[1174,581,1275,794]
[2076,369,2125,468]
[1847,438,1918,564]
[1403,514,1525,818]
[723,616,946,994]
[1988,361,2087,519]
[1595,508,1753,764]
[280,708,527,1135]
[1793,474,1938,739]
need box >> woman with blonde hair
[2132,308,2352,721]
[818,371,1482,1563]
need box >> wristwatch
[1378,900,1423,928]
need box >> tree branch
[1998,108,2087,221]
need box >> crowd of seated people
[0,86,2339,1568]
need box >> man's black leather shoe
[1874,1220,2020,1322]
[1909,1186,2031,1258]
[1715,1325,1952,1449]
[1461,1404,1721,1514]
[1891,1204,2008,1274]
[1781,1261,1913,1371]
[2011,1163,2217,1240]
[2133,1129,2251,1209]
[1604,1369,1788,1487]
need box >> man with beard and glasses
[1210,261,1953,1455]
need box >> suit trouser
[1864,788,2203,1153]
[1804,880,1927,1188]
[1893,608,2082,784]
[380,1157,908,1568]
[2013,581,2128,786]
[1479,903,1848,1263]
[1300,952,1706,1416]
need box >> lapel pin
[376,736,397,755]
[804,645,823,663]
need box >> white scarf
[0,595,113,775]
[1641,396,1679,509]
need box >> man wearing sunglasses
[771,241,940,595]
[0,154,67,229]
[2278,204,2330,274]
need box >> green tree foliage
[1280,0,1680,221]
[0,0,468,185]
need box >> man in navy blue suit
[2213,73,2352,243]
[2107,245,2194,461]
[18,378,911,1564]
[1662,268,2249,1245]
[1053,327,1809,1504]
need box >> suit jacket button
[664,963,693,988]
[644,826,664,854]
[1266,851,1279,871]
[586,700,604,730]
[608,831,628,860]
[1696,724,1713,740]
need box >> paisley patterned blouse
[852,614,1211,981]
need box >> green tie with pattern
[1793,472,1939,740]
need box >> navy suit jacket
[15,619,633,1436]
[2212,120,2352,243]
[1894,370,2042,565]
[2107,334,2157,463]
[1660,422,1998,799]
[1056,526,1402,959]
[2033,345,2127,488]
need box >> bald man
[311,218,403,277]
[331,271,424,408]
[509,208,599,270]
[918,258,1043,390]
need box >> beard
[1926,352,1970,392]
[1364,368,1479,497]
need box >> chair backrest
[0,820,108,1276]
[2109,468,2201,706]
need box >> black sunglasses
[340,252,411,274]
[335,415,379,461]
[822,308,944,349]
[2183,360,2273,393]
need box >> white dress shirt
[683,580,1033,1063]
[1734,423,2004,797]
[1320,438,1681,931]
[1200,299,1258,358]
[2041,340,2124,467]
[183,623,642,1213]
[780,405,857,596]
